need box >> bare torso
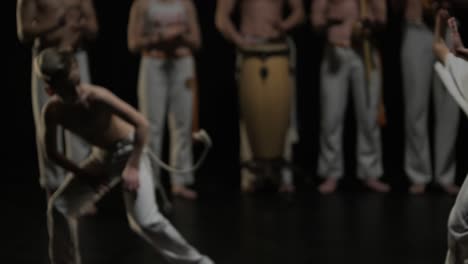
[34,0,88,50]
[143,0,191,57]
[49,86,134,150]
[325,0,359,46]
[405,0,423,23]
[239,0,284,42]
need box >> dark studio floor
[3,183,457,264]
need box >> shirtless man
[433,9,468,263]
[37,47,214,264]
[128,0,202,200]
[215,0,304,193]
[394,0,460,194]
[311,0,390,194]
[16,1,97,262]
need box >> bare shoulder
[84,84,116,102]
[42,96,63,122]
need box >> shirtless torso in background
[216,0,304,47]
[17,0,98,51]
[311,0,386,47]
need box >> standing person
[37,47,214,264]
[433,9,468,263]
[128,0,202,199]
[16,1,98,263]
[311,0,390,194]
[215,0,304,193]
[397,0,460,194]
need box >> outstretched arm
[17,0,66,43]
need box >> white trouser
[48,144,213,264]
[317,46,383,180]
[401,22,460,185]
[445,174,468,264]
[138,56,195,187]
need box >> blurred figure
[16,0,97,263]
[215,0,304,193]
[394,0,460,194]
[36,47,214,264]
[128,0,202,199]
[433,9,468,264]
[311,0,390,194]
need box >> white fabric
[435,53,468,116]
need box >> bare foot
[409,183,426,194]
[364,178,391,193]
[440,184,460,195]
[172,185,198,200]
[318,178,338,194]
[278,183,296,194]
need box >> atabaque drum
[238,41,292,160]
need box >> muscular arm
[278,0,305,32]
[310,0,327,31]
[17,0,64,43]
[43,100,86,177]
[180,0,202,50]
[128,0,157,53]
[80,0,99,40]
[215,0,245,46]
[93,87,149,170]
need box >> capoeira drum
[238,42,292,161]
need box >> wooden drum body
[238,43,292,161]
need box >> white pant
[445,174,468,264]
[138,56,195,187]
[48,144,213,264]
[317,46,383,180]
[401,22,460,185]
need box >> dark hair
[34,48,74,85]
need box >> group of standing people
[16,0,468,263]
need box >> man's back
[43,85,135,150]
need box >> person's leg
[317,46,351,194]
[47,149,116,264]
[433,73,460,194]
[138,56,169,188]
[445,175,468,263]
[401,24,434,194]
[168,56,197,199]
[350,51,388,192]
[124,153,213,264]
